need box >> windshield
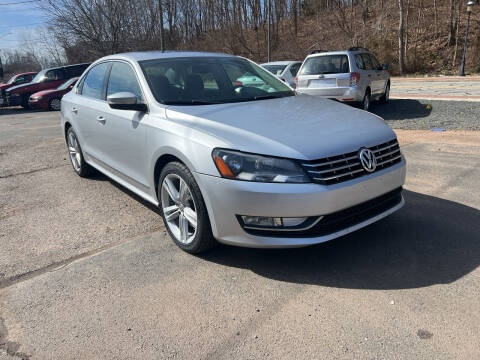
[139,56,294,105]
[300,55,350,75]
[7,75,17,84]
[57,77,77,90]
[31,70,47,84]
[262,64,287,76]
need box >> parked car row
[0,63,89,110]
[261,47,390,111]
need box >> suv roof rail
[348,46,370,52]
[309,49,329,55]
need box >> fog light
[240,216,309,228]
[241,216,282,227]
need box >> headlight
[9,93,20,98]
[212,149,310,183]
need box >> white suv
[295,47,390,111]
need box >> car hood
[165,95,396,160]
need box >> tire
[49,98,61,111]
[66,127,94,178]
[21,94,31,109]
[159,162,216,254]
[380,82,390,104]
[362,89,371,111]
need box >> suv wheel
[380,82,390,104]
[66,127,93,177]
[159,162,216,254]
[362,90,371,111]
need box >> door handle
[97,116,106,125]
[72,107,78,114]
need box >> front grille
[242,187,403,238]
[300,138,402,185]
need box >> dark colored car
[29,77,79,111]
[0,72,37,107]
[5,63,90,108]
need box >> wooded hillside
[8,1,480,75]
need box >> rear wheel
[49,98,61,111]
[380,82,390,104]
[362,89,371,111]
[66,127,93,177]
[159,162,216,254]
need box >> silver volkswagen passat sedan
[61,51,406,253]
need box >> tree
[398,0,405,73]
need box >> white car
[261,61,302,87]
[61,51,405,253]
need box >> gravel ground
[371,99,480,130]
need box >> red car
[0,72,37,107]
[29,77,79,111]
[5,63,89,108]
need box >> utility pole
[159,0,165,52]
[267,0,271,62]
[459,1,474,76]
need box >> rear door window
[355,55,365,70]
[289,63,301,77]
[360,54,373,70]
[80,62,110,100]
[369,54,381,70]
[299,55,350,75]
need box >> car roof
[100,51,234,63]
[15,72,37,76]
[306,50,372,58]
[261,61,300,66]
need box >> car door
[70,62,111,161]
[369,54,387,94]
[100,61,149,190]
[360,53,378,94]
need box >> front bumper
[28,98,47,110]
[297,86,364,102]
[6,94,22,106]
[195,158,406,248]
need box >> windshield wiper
[252,93,293,101]
[163,100,222,105]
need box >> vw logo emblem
[359,148,377,173]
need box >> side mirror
[107,92,147,112]
[382,64,389,70]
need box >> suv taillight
[350,72,360,86]
[294,76,298,83]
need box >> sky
[0,0,48,50]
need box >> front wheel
[49,98,61,111]
[159,162,216,253]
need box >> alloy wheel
[50,98,61,111]
[67,131,82,172]
[161,174,198,244]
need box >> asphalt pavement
[1,106,479,359]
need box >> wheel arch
[153,154,186,200]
